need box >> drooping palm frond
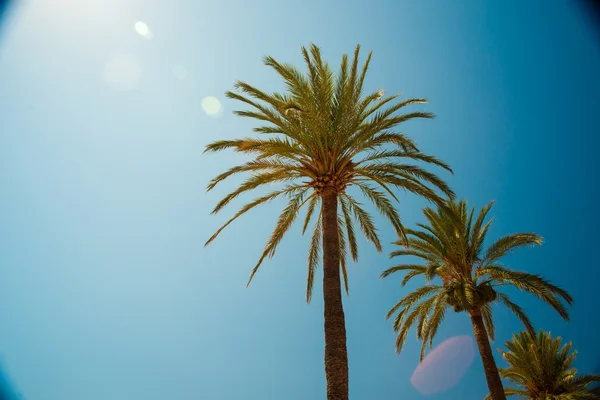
[205,44,454,303]
[478,266,573,320]
[381,198,572,360]
[492,330,600,399]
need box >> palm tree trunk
[321,190,349,400]
[469,307,506,400]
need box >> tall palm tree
[381,199,573,400]
[488,330,600,399]
[204,44,454,400]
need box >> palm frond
[379,264,427,278]
[355,182,405,241]
[480,303,495,342]
[394,295,439,354]
[306,211,322,303]
[496,293,535,335]
[423,296,448,352]
[340,196,359,261]
[385,285,444,322]
[302,195,320,235]
[482,266,572,320]
[342,194,382,252]
[246,189,309,286]
[482,233,543,266]
[382,197,572,365]
[498,330,600,399]
[206,44,452,307]
[205,185,308,246]
[211,171,304,215]
[338,215,350,296]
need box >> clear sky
[1,0,599,399]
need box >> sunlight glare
[201,96,223,117]
[134,21,153,39]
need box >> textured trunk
[321,190,349,400]
[469,307,506,400]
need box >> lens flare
[134,21,153,39]
[410,335,475,395]
[201,96,223,117]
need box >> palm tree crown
[205,44,454,400]
[491,330,600,399]
[205,44,453,300]
[381,199,573,360]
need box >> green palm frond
[394,293,442,354]
[306,207,322,303]
[355,182,405,240]
[482,233,543,267]
[379,264,427,282]
[302,195,320,235]
[481,266,573,320]
[484,388,530,399]
[496,330,600,399]
[421,294,448,357]
[388,248,437,262]
[338,215,350,296]
[355,161,454,199]
[382,198,572,360]
[342,194,382,251]
[246,189,311,286]
[480,302,495,342]
[206,159,301,191]
[205,44,452,302]
[496,292,535,335]
[205,185,308,246]
[210,171,304,215]
[340,196,359,261]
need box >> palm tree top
[204,44,454,301]
[489,329,600,399]
[382,198,573,359]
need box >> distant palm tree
[381,199,573,400]
[488,330,600,399]
[204,44,453,400]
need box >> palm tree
[488,330,600,399]
[204,44,454,400]
[381,199,573,400]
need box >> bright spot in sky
[172,64,188,80]
[103,55,142,91]
[134,21,153,39]
[202,96,223,117]
[410,335,475,395]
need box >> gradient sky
[1,0,599,399]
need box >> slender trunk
[321,190,349,400]
[469,307,506,400]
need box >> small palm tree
[204,44,453,400]
[488,330,600,399]
[381,199,573,400]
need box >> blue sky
[1,0,599,399]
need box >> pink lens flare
[410,335,476,395]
